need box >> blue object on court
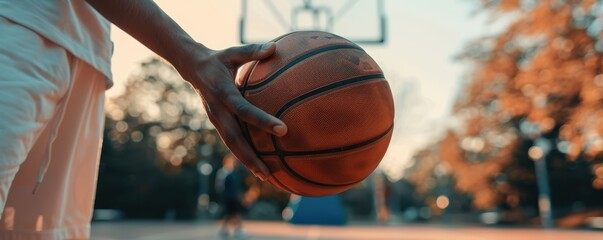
[287,195,347,225]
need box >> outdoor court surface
[91,221,602,240]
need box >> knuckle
[240,44,258,55]
[241,43,255,50]
[222,92,250,114]
[211,83,231,96]
[233,101,252,116]
[216,49,234,65]
[222,46,237,56]
[225,46,246,56]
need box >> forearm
[87,1,285,180]
[86,0,209,74]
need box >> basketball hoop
[240,0,387,44]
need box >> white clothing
[0,0,113,87]
[0,15,105,240]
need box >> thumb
[223,42,276,66]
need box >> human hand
[85,0,284,181]
[178,42,286,181]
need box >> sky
[107,0,510,181]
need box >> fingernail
[261,42,274,51]
[273,125,287,136]
[254,171,268,181]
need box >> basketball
[236,31,394,196]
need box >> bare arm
[86,0,286,180]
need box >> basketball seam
[240,31,299,94]
[262,123,393,187]
[239,44,365,92]
[267,126,393,187]
[262,124,393,157]
[240,61,259,92]
[269,173,299,195]
[274,74,385,118]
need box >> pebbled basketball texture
[236,31,394,196]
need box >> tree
[408,0,603,223]
[96,57,227,219]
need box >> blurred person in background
[373,172,392,224]
[0,0,285,239]
[216,154,249,239]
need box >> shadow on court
[91,221,601,240]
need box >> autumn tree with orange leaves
[409,0,603,222]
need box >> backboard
[240,0,386,44]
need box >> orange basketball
[236,31,394,196]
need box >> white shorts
[0,17,105,239]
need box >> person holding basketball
[0,0,285,239]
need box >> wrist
[168,39,212,79]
